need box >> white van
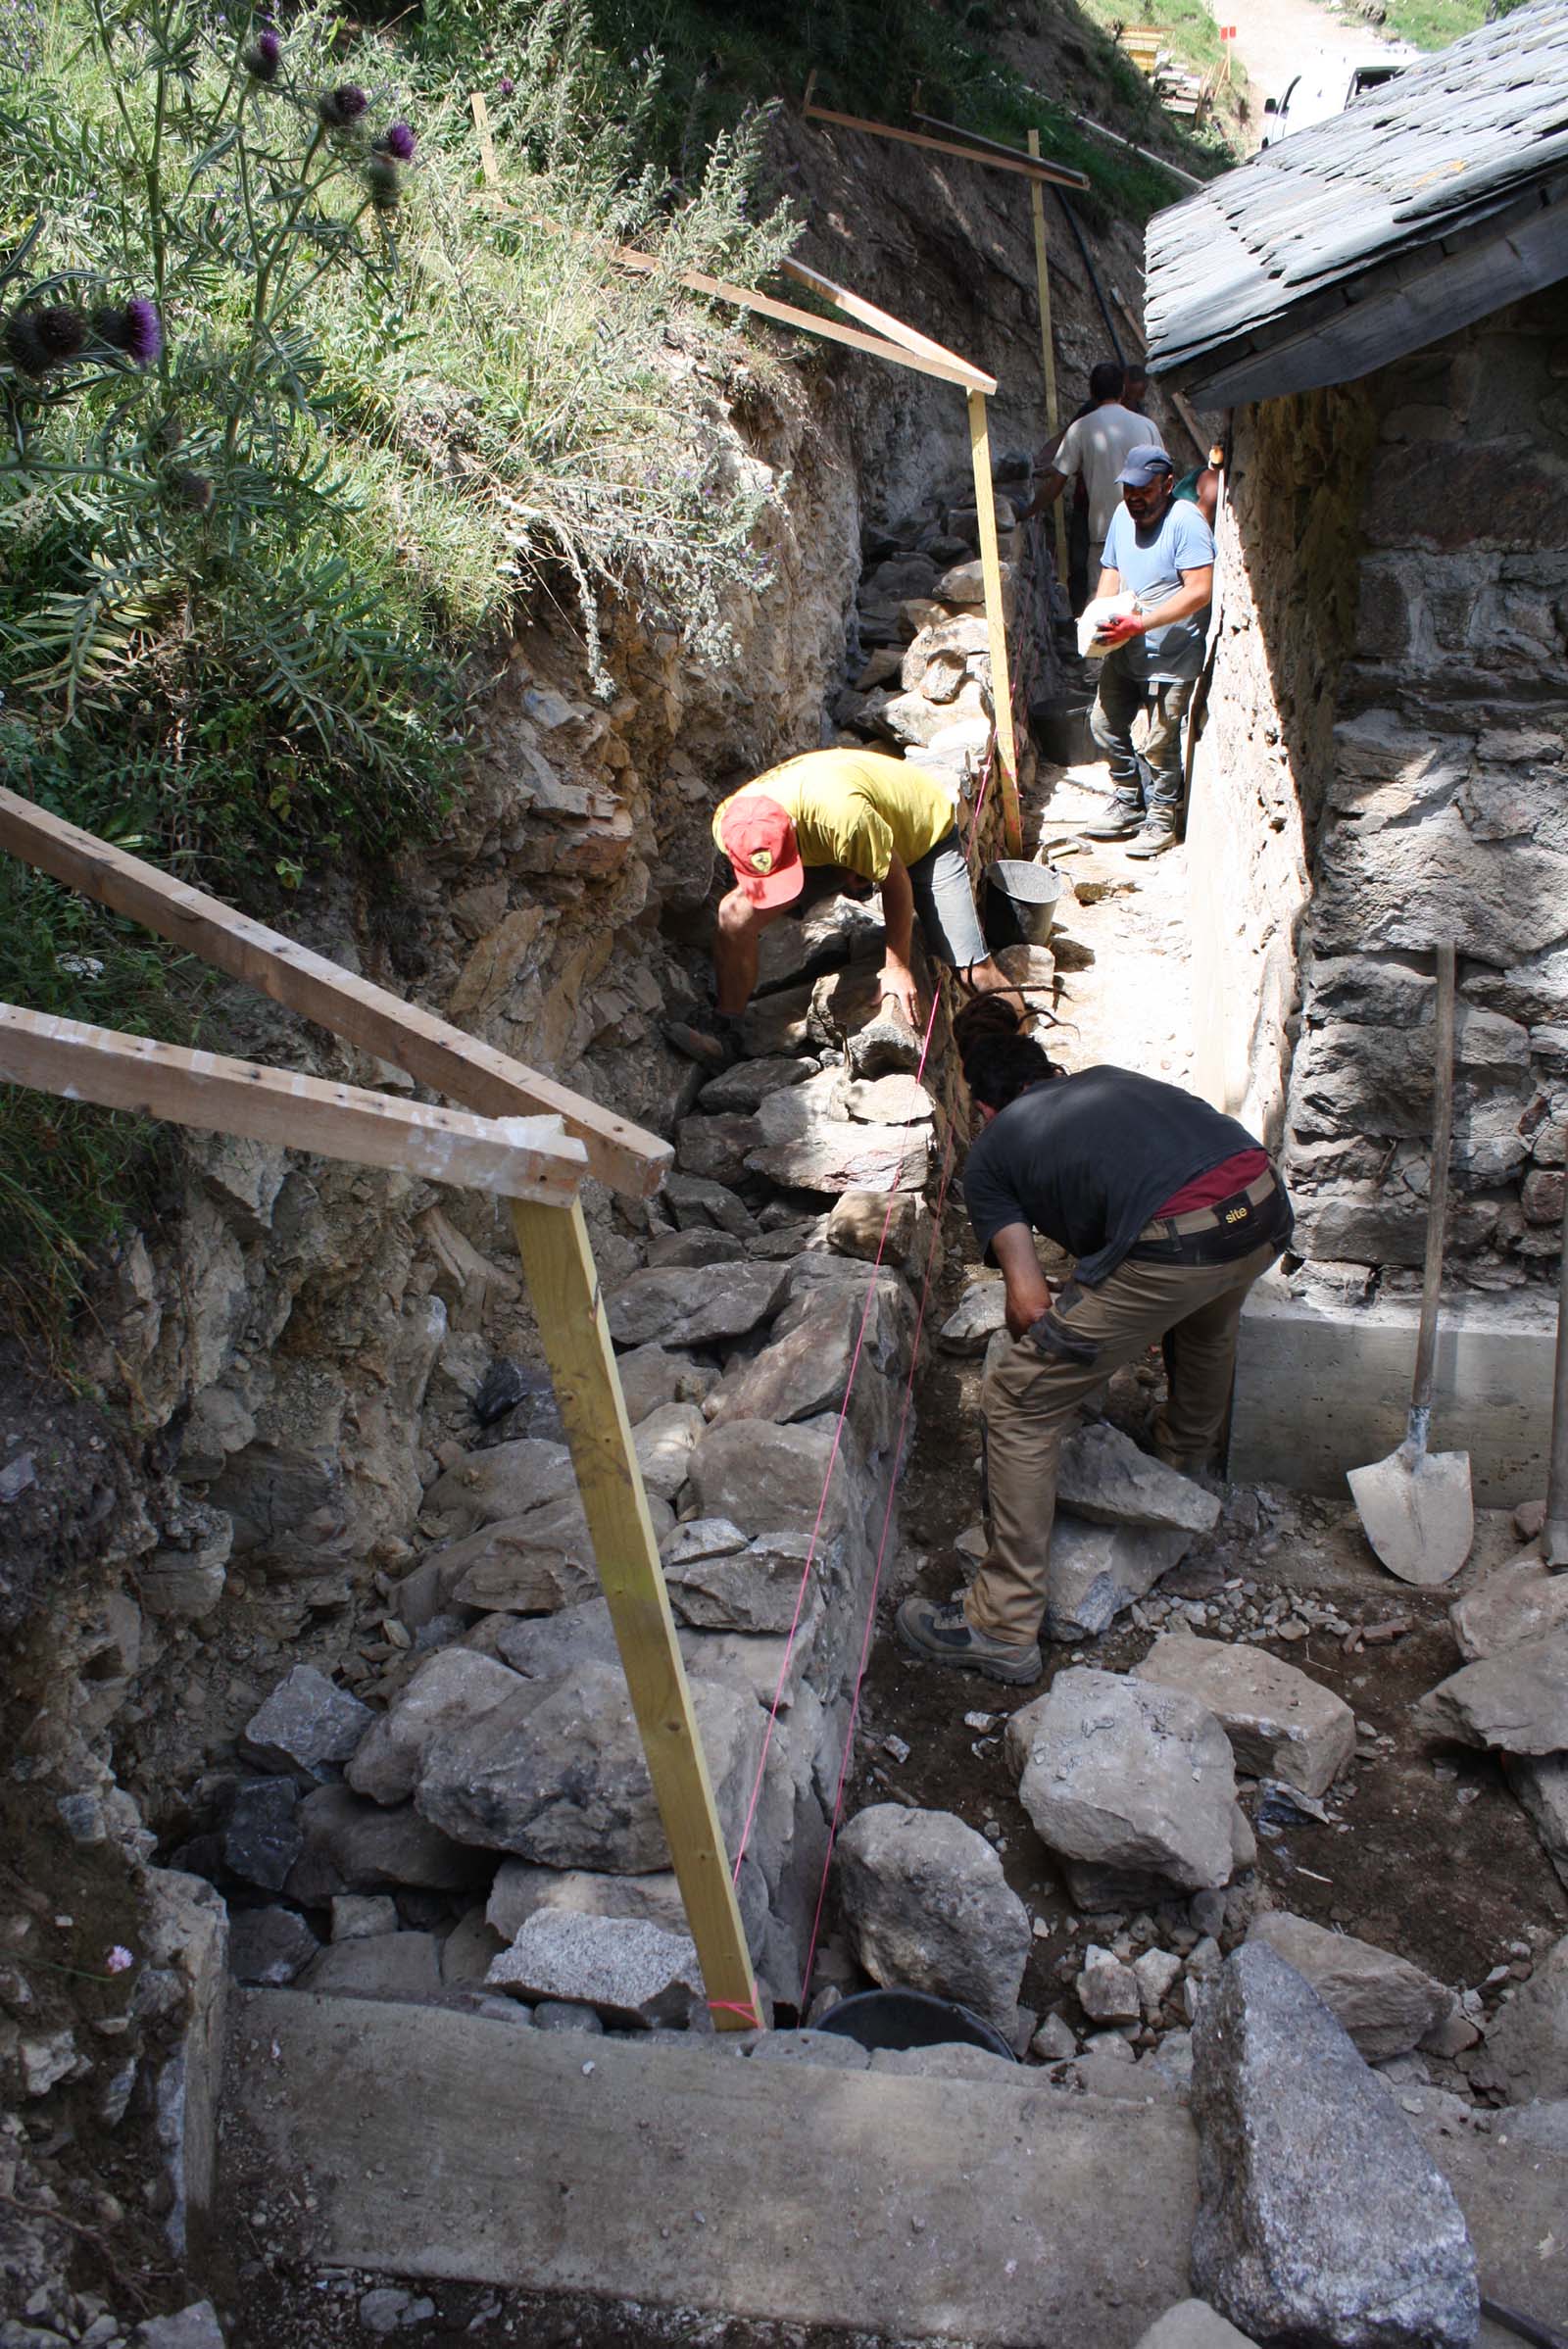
[1259,49,1419,145]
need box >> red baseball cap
[717,794,804,908]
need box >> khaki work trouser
[964,1235,1283,1647]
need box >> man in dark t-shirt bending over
[898,1003,1293,1687]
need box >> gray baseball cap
[1116,444,1175,486]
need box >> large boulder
[1449,1552,1568,1662]
[1045,1519,1191,1642]
[1055,1424,1222,1537]
[1006,1668,1237,1908]
[1134,1635,1356,1797]
[835,1804,1030,2035]
[662,1525,817,1636]
[1469,1932,1568,2104]
[284,1784,492,1901]
[685,1418,860,1542]
[346,1650,525,1807]
[1191,1942,1479,2348]
[415,1660,761,1873]
[486,1860,686,1940]
[485,1911,702,2029]
[1413,1626,1568,1755]
[240,1666,371,1785]
[1246,1911,1450,2060]
[423,1438,576,1535]
[605,1263,789,1351]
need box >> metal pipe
[1053,190,1123,363]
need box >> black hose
[1053,190,1124,365]
[1483,2294,1568,2349]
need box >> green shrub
[0,0,798,1320]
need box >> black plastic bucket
[984,858,1062,951]
[814,1985,1017,2060]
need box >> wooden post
[507,1197,762,2033]
[0,788,671,1199]
[470,91,500,189]
[966,390,1023,857]
[1027,130,1069,591]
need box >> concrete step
[220,1991,1566,2347]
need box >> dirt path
[1203,0,1403,114]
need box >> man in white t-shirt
[1025,362,1168,559]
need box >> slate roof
[1145,1,1568,406]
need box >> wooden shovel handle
[1412,941,1456,1418]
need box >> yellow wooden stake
[1027,131,1069,592]
[470,90,500,189]
[966,390,1023,857]
[507,1197,762,2033]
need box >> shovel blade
[1348,1445,1474,1586]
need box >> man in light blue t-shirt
[1083,444,1215,860]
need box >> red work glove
[1095,612,1147,649]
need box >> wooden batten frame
[0,789,670,1200]
[0,1005,587,1203]
[0,792,761,2031]
[510,1198,762,2031]
[1026,130,1069,589]
[804,99,1090,190]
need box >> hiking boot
[1127,816,1178,859]
[895,1595,1042,1686]
[1082,805,1144,842]
[662,1016,741,1071]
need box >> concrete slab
[224,1991,1197,2345]
[1229,1280,1555,1507]
[220,1995,1568,2348]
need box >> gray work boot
[896,1595,1042,1687]
[1083,802,1144,842]
[1127,814,1178,858]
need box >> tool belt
[1127,1166,1294,1267]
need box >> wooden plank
[909,111,1091,193]
[0,1005,587,1203]
[0,789,671,1199]
[1027,131,1070,589]
[469,91,500,189]
[803,101,1091,191]
[966,390,1022,857]
[607,242,990,390]
[507,1197,762,2033]
[779,258,995,392]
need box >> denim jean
[1089,652,1197,823]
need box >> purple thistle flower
[243,25,280,80]
[374,121,416,163]
[499,75,514,96]
[4,305,85,373]
[318,81,368,129]
[93,297,163,367]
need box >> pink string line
[728,741,1003,1891]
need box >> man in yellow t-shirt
[666,747,1017,1069]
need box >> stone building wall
[1283,292,1568,1295]
[1191,292,1568,1297]
[1187,382,1378,1143]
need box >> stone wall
[1285,293,1568,1295]
[1190,294,1568,1300]
[1187,381,1378,1145]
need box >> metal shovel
[1348,940,1474,1585]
